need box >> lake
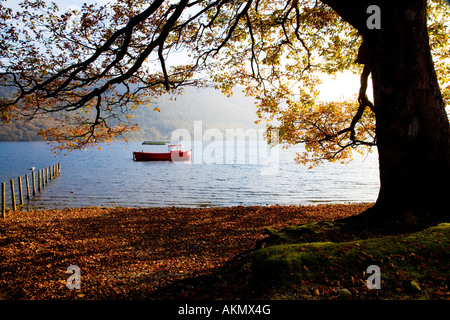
[0,141,380,210]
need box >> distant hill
[0,86,262,142]
[0,117,55,142]
[125,86,262,141]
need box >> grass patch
[252,223,450,299]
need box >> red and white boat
[133,144,191,161]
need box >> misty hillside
[0,86,262,142]
[125,86,262,141]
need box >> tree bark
[323,0,450,226]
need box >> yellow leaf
[153,107,160,112]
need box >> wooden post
[32,170,36,196]
[49,166,52,181]
[10,179,16,211]
[18,176,24,206]
[38,170,41,192]
[58,163,61,175]
[44,168,48,185]
[1,182,5,219]
[26,175,30,201]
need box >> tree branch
[319,0,372,33]
[41,0,167,98]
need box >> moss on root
[252,223,450,299]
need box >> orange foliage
[0,0,449,159]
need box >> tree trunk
[368,0,450,225]
[324,0,450,227]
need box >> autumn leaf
[0,204,372,299]
[1,0,448,156]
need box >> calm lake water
[0,141,380,210]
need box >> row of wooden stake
[1,163,61,218]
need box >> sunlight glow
[317,71,372,102]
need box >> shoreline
[4,201,374,213]
[0,203,373,299]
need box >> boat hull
[133,150,191,161]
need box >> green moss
[263,220,345,245]
[252,223,450,299]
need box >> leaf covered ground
[0,203,448,300]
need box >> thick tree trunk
[368,0,450,224]
[324,0,450,227]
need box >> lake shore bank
[0,203,373,299]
